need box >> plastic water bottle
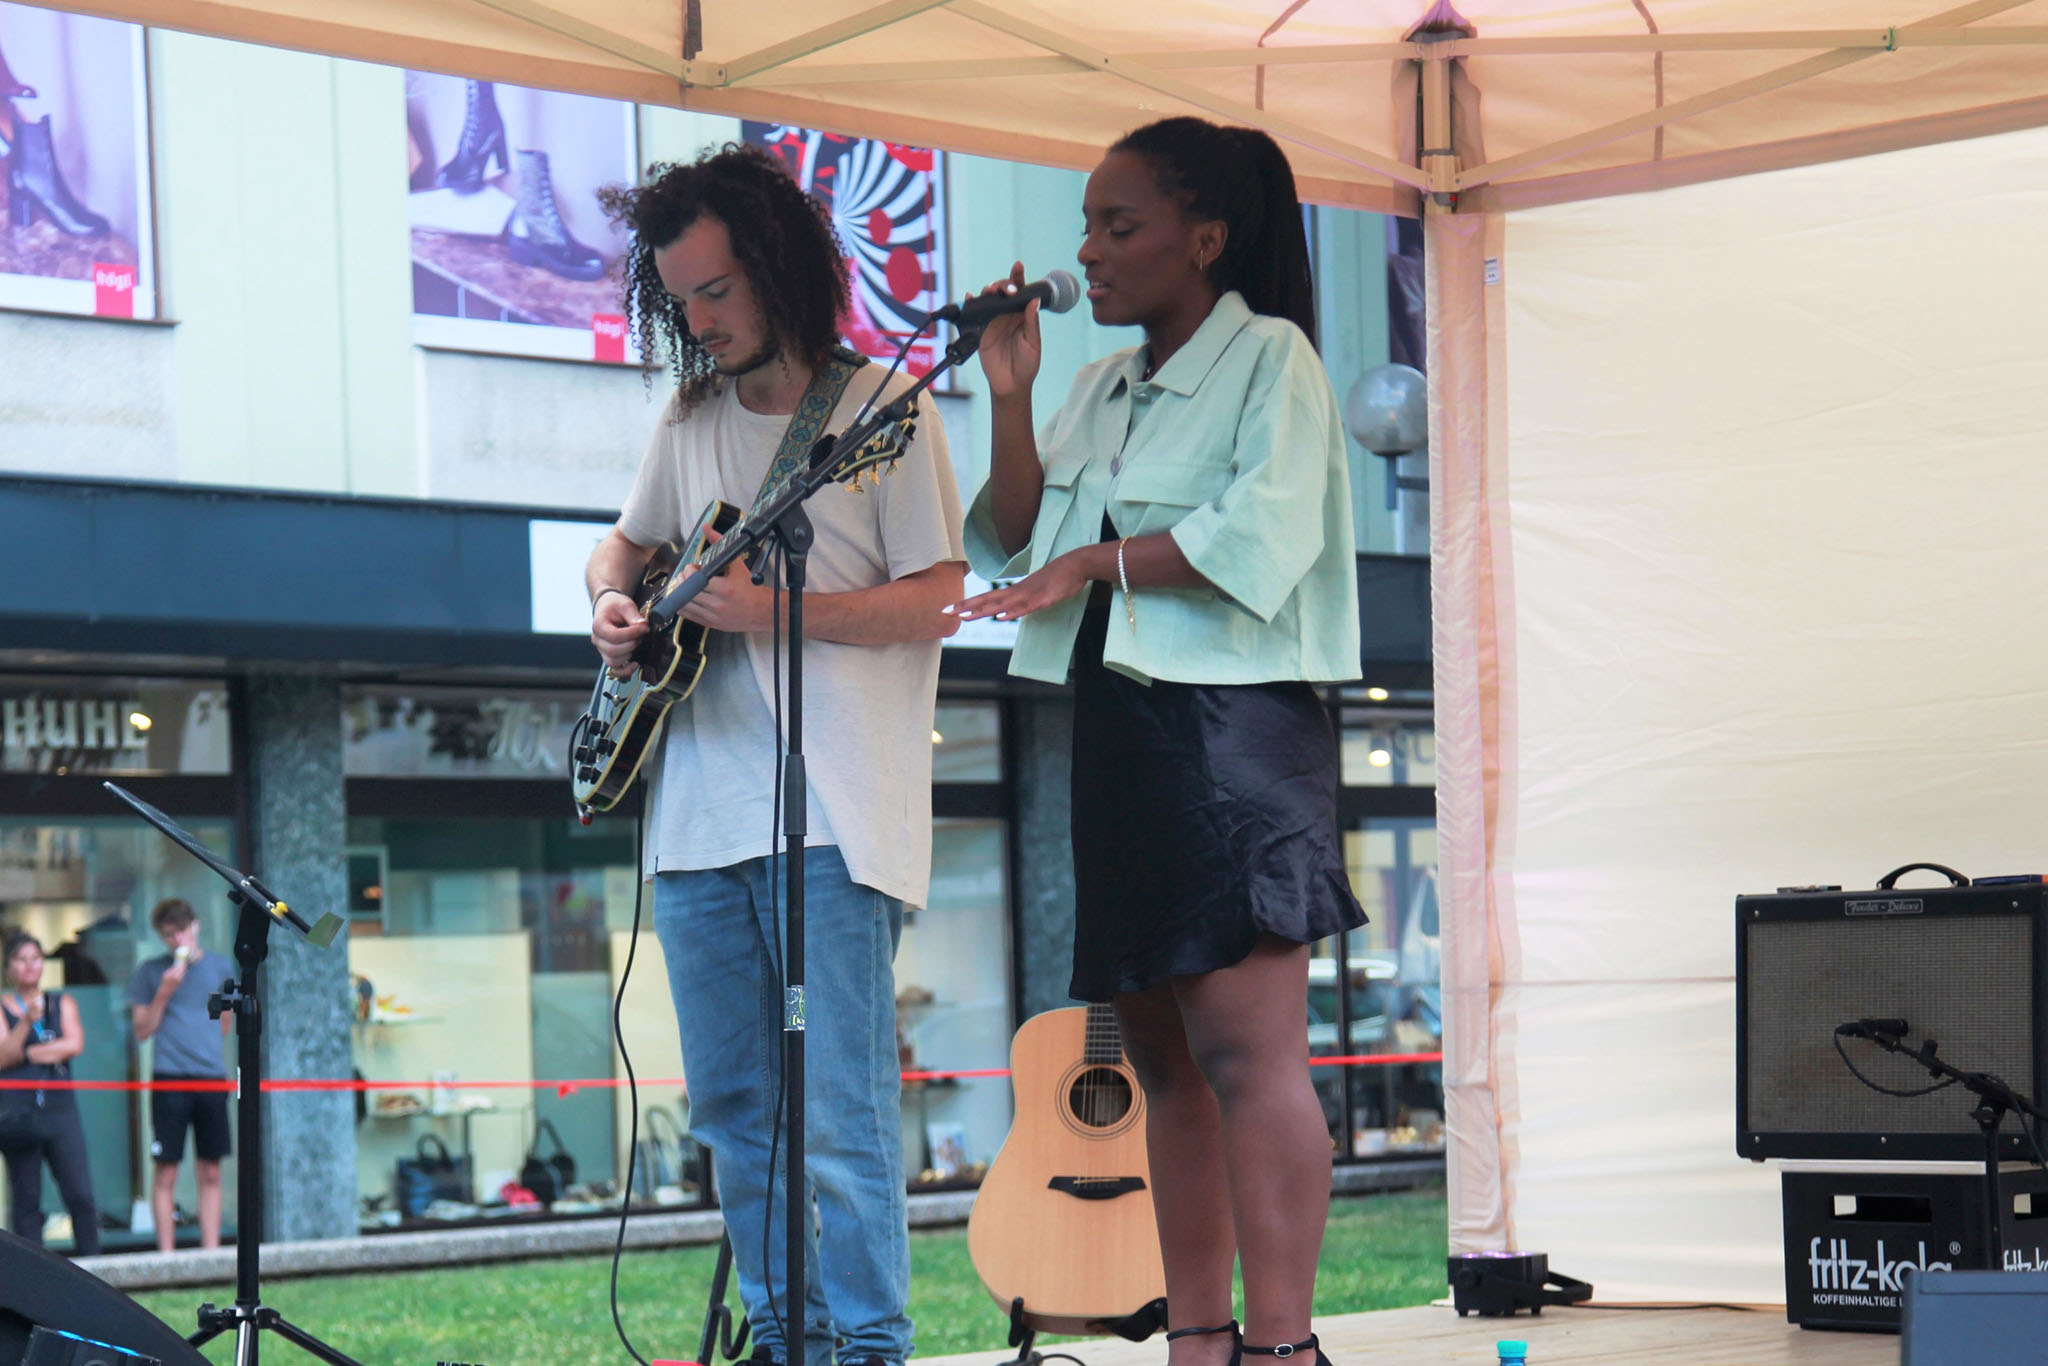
[1497,1342,1528,1366]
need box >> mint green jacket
[965,291,1362,686]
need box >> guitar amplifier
[1736,869,2048,1161]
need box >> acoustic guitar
[968,1004,1167,1335]
[568,418,910,818]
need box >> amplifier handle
[1875,862,1969,890]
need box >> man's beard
[710,337,779,378]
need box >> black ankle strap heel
[1165,1320,1239,1344]
[1236,1334,1329,1366]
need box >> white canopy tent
[49,0,2048,1302]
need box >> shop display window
[0,814,239,1250]
[342,687,1016,1228]
[1323,819,1442,1160]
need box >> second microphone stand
[1852,1023,2048,1267]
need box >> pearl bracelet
[1116,537,1136,633]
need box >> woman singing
[949,117,1365,1366]
[1,931,101,1254]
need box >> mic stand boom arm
[1850,1025,2048,1267]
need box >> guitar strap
[746,343,871,518]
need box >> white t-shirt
[616,367,965,907]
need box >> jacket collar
[1113,290,1255,398]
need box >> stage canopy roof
[51,0,2048,214]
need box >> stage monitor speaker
[1901,1270,2048,1363]
[1736,874,2048,1161]
[0,1231,208,1366]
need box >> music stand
[103,781,358,1366]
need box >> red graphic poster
[742,124,949,377]
[591,313,625,363]
[92,261,133,316]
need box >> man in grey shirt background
[126,897,233,1251]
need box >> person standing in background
[127,898,233,1252]
[0,930,101,1255]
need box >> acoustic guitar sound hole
[1066,1066,1134,1129]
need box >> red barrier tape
[0,1052,1442,1096]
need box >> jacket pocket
[1112,460,1232,509]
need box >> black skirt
[1068,595,1367,1003]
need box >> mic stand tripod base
[183,890,367,1366]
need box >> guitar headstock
[821,415,915,493]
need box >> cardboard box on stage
[1783,1166,2048,1331]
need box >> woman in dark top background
[1,930,101,1254]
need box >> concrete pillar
[1009,693,1078,1021]
[240,671,355,1242]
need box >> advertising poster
[0,2,155,319]
[406,72,637,363]
[742,123,949,377]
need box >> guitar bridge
[1047,1176,1146,1201]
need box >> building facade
[0,11,1434,1250]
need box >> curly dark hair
[599,144,850,415]
[1112,117,1318,348]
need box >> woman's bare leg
[1116,982,1238,1366]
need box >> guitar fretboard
[1082,1003,1124,1064]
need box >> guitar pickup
[1047,1176,1146,1200]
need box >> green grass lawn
[130,1187,1446,1366]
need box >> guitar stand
[696,1232,753,1366]
[1000,1297,1048,1366]
[996,1294,1170,1366]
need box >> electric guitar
[568,416,911,818]
[967,1004,1167,1335]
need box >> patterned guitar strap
[745,343,871,519]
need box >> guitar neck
[1081,1002,1125,1064]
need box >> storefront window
[1321,819,1442,1160]
[1339,715,1436,788]
[345,811,643,1227]
[0,814,238,1250]
[898,818,1011,1187]
[0,677,228,776]
[342,685,1016,1226]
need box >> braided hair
[599,144,850,415]
[1111,117,1317,347]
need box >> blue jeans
[654,847,911,1366]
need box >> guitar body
[570,499,740,812]
[567,399,915,819]
[968,1005,1167,1335]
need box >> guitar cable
[608,800,655,1366]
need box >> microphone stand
[101,782,356,1366]
[652,320,985,1351]
[1847,1023,2048,1268]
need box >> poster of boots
[742,123,948,378]
[406,72,636,363]
[0,3,155,319]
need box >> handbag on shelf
[634,1103,698,1202]
[393,1133,472,1218]
[520,1118,578,1205]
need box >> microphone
[1840,1018,1911,1040]
[935,270,1082,327]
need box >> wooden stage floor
[920,1304,1897,1366]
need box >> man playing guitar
[588,146,965,1366]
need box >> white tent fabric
[37,0,2048,1303]
[1436,121,2048,1300]
[52,1,2048,213]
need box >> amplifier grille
[1744,914,2032,1137]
